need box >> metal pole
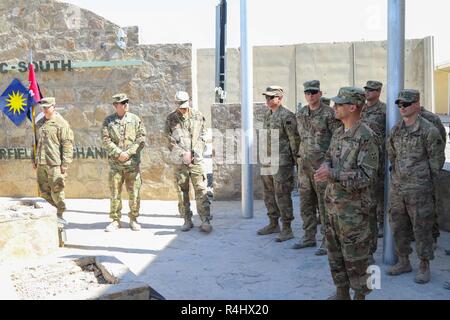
[240,0,254,219]
[383,0,405,265]
[215,3,221,102]
[215,1,227,103]
[220,0,227,102]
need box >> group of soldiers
[257,81,449,299]
[32,81,449,299]
[33,91,212,235]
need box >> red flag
[28,63,42,104]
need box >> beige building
[435,61,450,114]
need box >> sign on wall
[0,147,108,160]
[0,59,144,74]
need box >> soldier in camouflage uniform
[421,107,447,145]
[419,106,446,246]
[387,89,445,284]
[361,81,387,262]
[165,91,212,233]
[257,86,300,242]
[315,87,379,300]
[292,81,341,255]
[34,97,74,225]
[102,94,146,232]
[446,249,450,289]
[321,97,331,107]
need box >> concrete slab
[0,196,448,300]
[0,201,58,263]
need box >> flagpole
[30,50,39,197]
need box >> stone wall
[0,0,192,200]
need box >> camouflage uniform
[387,116,444,262]
[102,99,146,222]
[420,107,446,242]
[35,100,74,217]
[421,107,447,147]
[165,106,211,223]
[361,81,387,255]
[262,107,299,222]
[324,88,379,296]
[259,87,300,241]
[321,97,331,106]
[296,81,341,244]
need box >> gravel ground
[11,261,108,300]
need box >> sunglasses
[397,102,413,109]
[305,90,319,96]
[265,96,277,100]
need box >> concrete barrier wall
[295,42,353,108]
[197,37,434,127]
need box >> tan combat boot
[129,219,141,231]
[292,233,316,249]
[315,236,327,256]
[200,218,213,234]
[387,256,412,276]
[181,218,194,232]
[275,222,294,242]
[257,217,280,235]
[105,220,122,232]
[327,286,351,300]
[415,259,431,284]
[353,292,366,300]
[444,280,450,290]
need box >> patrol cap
[395,89,420,104]
[331,87,366,106]
[39,97,56,108]
[112,93,129,104]
[364,80,383,91]
[303,80,320,92]
[320,97,331,106]
[175,91,190,108]
[262,86,284,97]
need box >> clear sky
[62,0,450,64]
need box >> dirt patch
[11,258,111,300]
